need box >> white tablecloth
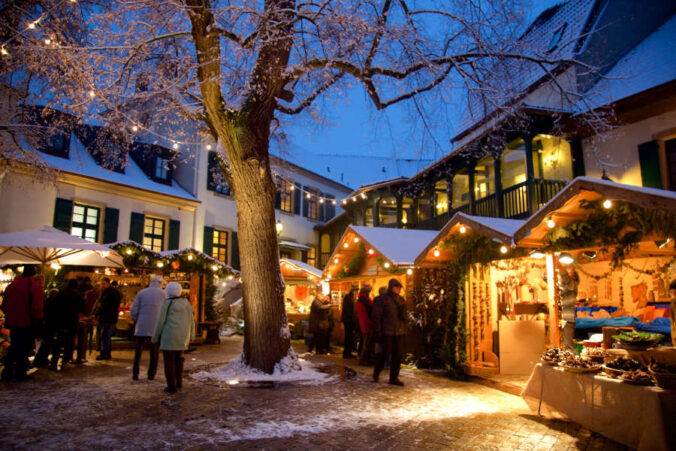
[521,364,676,450]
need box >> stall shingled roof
[416,213,526,266]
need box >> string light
[343,243,348,248]
[459,225,467,234]
[306,193,311,199]
[500,245,508,254]
[406,268,413,275]
[88,90,96,98]
[1,47,8,56]
[125,249,132,255]
[206,144,212,150]
[547,218,555,228]
[156,262,164,268]
[353,237,359,243]
[44,38,51,45]
[603,199,612,209]
[333,258,339,264]
[172,143,179,150]
[384,262,390,269]
[368,249,375,255]
[433,249,440,257]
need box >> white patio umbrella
[0,226,124,268]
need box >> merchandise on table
[541,347,573,364]
[619,369,655,385]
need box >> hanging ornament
[171,260,180,270]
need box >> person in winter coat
[372,278,407,386]
[50,279,85,370]
[34,289,59,366]
[356,284,374,365]
[1,265,44,382]
[152,282,195,394]
[130,275,166,380]
[308,293,332,354]
[75,280,99,364]
[340,285,358,358]
[96,278,121,361]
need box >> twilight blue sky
[272,0,563,189]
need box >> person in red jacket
[356,284,374,365]
[1,265,44,381]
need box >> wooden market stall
[280,257,323,324]
[514,177,676,346]
[322,225,437,343]
[108,241,239,339]
[517,177,676,451]
[415,212,555,376]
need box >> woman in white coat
[152,282,195,393]
[130,275,166,380]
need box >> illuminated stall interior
[280,257,323,316]
[515,177,676,342]
[416,212,557,376]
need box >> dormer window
[547,23,567,52]
[154,156,169,181]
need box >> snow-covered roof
[415,213,525,264]
[350,225,437,266]
[514,176,676,245]
[37,132,198,202]
[280,258,322,279]
[576,14,676,112]
[453,0,597,139]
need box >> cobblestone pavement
[0,337,627,450]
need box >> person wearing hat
[341,284,359,358]
[130,275,167,380]
[372,278,407,386]
[152,282,195,393]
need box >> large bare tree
[0,0,602,373]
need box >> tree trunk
[186,0,294,373]
[231,141,290,373]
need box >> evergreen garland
[544,199,676,267]
[375,256,399,273]
[337,242,366,278]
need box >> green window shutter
[293,182,301,215]
[570,139,586,178]
[231,231,240,270]
[207,151,217,191]
[301,250,308,263]
[302,185,309,217]
[326,194,336,220]
[53,198,73,233]
[129,212,145,244]
[168,219,180,250]
[638,141,661,188]
[203,226,214,256]
[319,192,326,222]
[103,207,119,243]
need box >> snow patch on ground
[192,350,333,385]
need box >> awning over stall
[280,258,322,280]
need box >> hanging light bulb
[343,243,348,249]
[44,38,51,45]
[88,90,96,98]
[332,200,336,205]
[459,225,467,234]
[384,262,391,269]
[558,253,574,265]
[211,264,218,271]
[187,254,193,261]
[353,237,359,243]
[368,249,375,256]
[306,193,311,199]
[547,218,555,228]
[360,193,367,199]
[206,144,212,150]
[319,198,324,204]
[131,125,138,132]
[433,249,440,257]
[1,47,8,56]
[406,268,413,275]
[156,261,164,268]
[500,245,508,254]
[529,249,545,259]
[603,199,612,209]
[172,143,179,150]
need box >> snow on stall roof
[38,132,198,202]
[577,14,676,112]
[452,212,526,238]
[280,258,323,278]
[549,176,676,207]
[350,225,437,266]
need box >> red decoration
[171,261,180,270]
[295,285,308,300]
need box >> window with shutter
[168,219,180,250]
[231,231,240,270]
[203,226,214,256]
[53,198,73,233]
[129,212,145,244]
[292,182,301,215]
[638,141,661,189]
[103,207,119,243]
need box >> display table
[521,364,676,450]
